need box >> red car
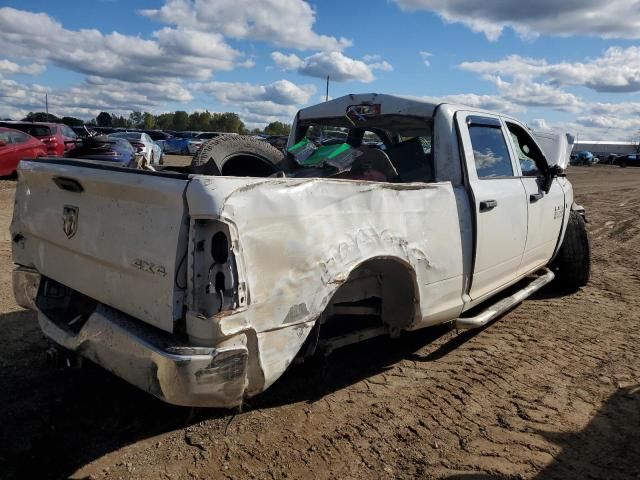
[0,121,76,156]
[0,127,47,175]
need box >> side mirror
[542,165,563,193]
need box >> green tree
[129,111,143,128]
[96,111,113,127]
[264,121,291,136]
[155,112,175,130]
[111,115,130,128]
[23,112,61,122]
[173,110,189,131]
[142,112,155,130]
[61,116,84,127]
[211,112,245,133]
[188,111,212,131]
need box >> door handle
[530,192,544,202]
[479,199,497,212]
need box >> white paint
[10,93,578,406]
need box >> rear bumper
[13,267,248,408]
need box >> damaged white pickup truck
[11,94,590,407]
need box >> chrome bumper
[13,268,248,408]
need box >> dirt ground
[0,165,638,480]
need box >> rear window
[294,118,435,183]
[110,132,141,140]
[1,124,51,137]
[146,131,170,140]
[196,132,220,139]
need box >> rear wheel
[190,135,289,176]
[550,210,590,291]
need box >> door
[457,113,528,301]
[504,121,566,275]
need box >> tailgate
[12,159,190,333]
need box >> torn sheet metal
[186,176,465,392]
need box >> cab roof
[297,93,440,122]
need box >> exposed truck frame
[11,94,588,407]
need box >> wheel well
[297,258,420,360]
[221,154,278,177]
[325,257,419,329]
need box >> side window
[363,130,382,146]
[0,131,12,144]
[468,122,514,178]
[62,125,77,138]
[10,131,28,144]
[506,122,546,177]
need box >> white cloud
[531,118,550,130]
[417,92,525,113]
[141,0,350,51]
[368,60,393,72]
[272,50,392,82]
[419,51,432,67]
[198,79,316,105]
[362,54,393,71]
[575,115,640,131]
[487,76,581,112]
[0,7,245,83]
[271,51,305,70]
[460,47,640,93]
[393,0,640,41]
[0,75,194,120]
[196,79,316,127]
[0,60,45,75]
[299,52,374,82]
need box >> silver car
[108,132,163,166]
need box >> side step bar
[455,268,555,330]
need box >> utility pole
[45,93,49,120]
[325,76,330,102]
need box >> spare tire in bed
[190,135,289,176]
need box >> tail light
[40,135,58,154]
[189,220,247,317]
[130,142,145,152]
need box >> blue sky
[1,0,640,139]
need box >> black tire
[551,210,590,291]
[190,135,289,176]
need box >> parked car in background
[187,132,232,154]
[162,132,193,154]
[91,127,119,135]
[107,131,163,166]
[612,154,640,167]
[64,135,140,168]
[570,150,598,166]
[143,130,174,152]
[71,125,95,137]
[0,121,76,156]
[0,127,47,175]
[263,135,288,150]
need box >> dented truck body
[11,94,578,407]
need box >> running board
[455,268,555,330]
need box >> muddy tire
[551,210,590,291]
[190,135,289,176]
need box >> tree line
[20,111,291,136]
